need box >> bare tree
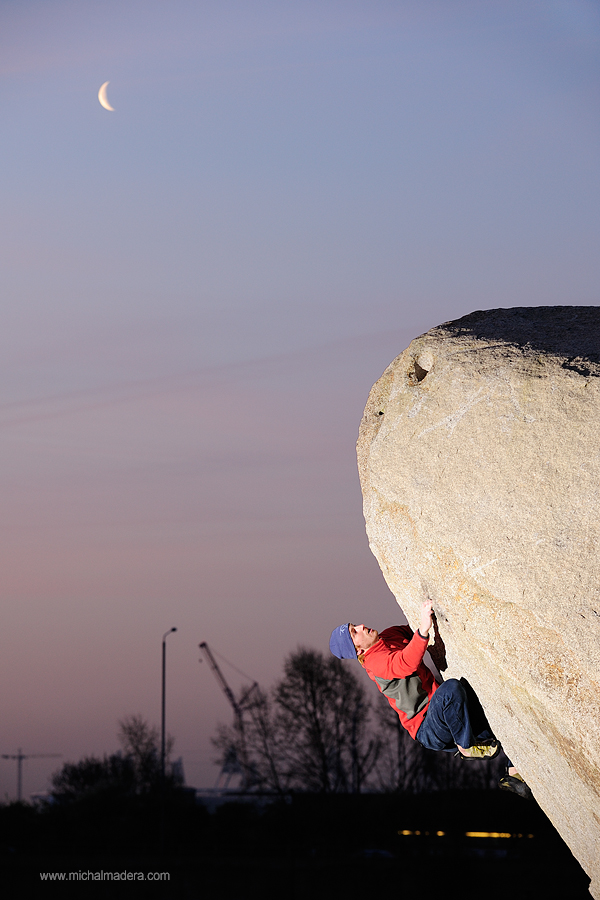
[118,714,179,791]
[274,648,380,793]
[51,754,136,803]
[213,648,380,794]
[51,715,178,803]
[243,687,290,795]
[213,687,291,795]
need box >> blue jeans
[416,678,495,752]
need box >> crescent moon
[98,82,114,111]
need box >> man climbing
[329,600,531,798]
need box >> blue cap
[329,623,356,659]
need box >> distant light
[397,829,533,839]
[466,832,513,839]
[397,829,445,837]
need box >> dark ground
[0,789,591,900]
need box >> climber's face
[349,624,379,653]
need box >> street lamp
[161,628,177,781]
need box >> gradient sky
[0,0,599,797]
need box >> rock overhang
[358,307,600,897]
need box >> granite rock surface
[357,307,600,896]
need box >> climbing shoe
[499,772,533,800]
[456,740,501,760]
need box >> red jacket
[362,626,438,739]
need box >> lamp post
[161,628,177,782]
[160,627,177,857]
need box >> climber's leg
[416,678,496,752]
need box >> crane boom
[198,642,259,790]
[198,642,241,717]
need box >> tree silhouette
[275,649,380,793]
[51,715,179,803]
[118,714,177,793]
[213,648,380,794]
[50,753,136,803]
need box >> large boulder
[357,307,600,896]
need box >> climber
[329,600,531,798]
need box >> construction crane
[198,642,259,789]
[1,749,61,802]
